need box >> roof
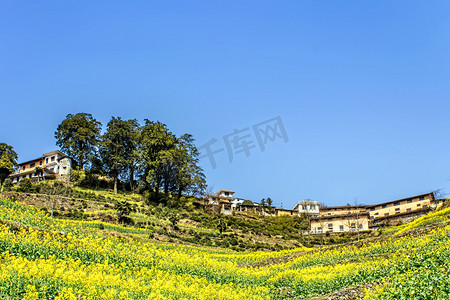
[216,189,236,194]
[366,193,435,208]
[18,150,69,166]
[320,205,369,211]
[275,208,294,212]
[18,157,44,166]
[43,150,66,157]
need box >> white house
[9,150,74,183]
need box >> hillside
[3,182,375,251]
[0,194,450,299]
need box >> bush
[17,178,33,192]
[2,179,13,191]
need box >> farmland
[0,195,450,299]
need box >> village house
[293,200,319,217]
[310,192,437,233]
[207,189,236,215]
[310,205,370,233]
[275,208,295,216]
[8,150,74,183]
[367,193,436,228]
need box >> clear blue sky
[1,1,449,208]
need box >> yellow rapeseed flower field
[0,196,450,299]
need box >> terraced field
[0,195,449,299]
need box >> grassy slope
[0,194,450,299]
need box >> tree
[242,200,253,206]
[17,178,32,193]
[55,113,102,169]
[260,198,266,206]
[140,120,177,201]
[100,117,140,194]
[34,166,44,182]
[267,197,273,207]
[173,134,206,199]
[0,143,18,192]
[115,200,132,224]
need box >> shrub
[18,178,33,192]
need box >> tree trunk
[129,165,135,192]
[114,177,118,194]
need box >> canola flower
[1,196,450,299]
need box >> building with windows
[8,150,74,183]
[310,205,369,233]
[310,193,436,233]
[207,189,236,205]
[293,200,319,217]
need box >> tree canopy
[55,113,102,169]
[0,143,18,192]
[55,113,206,203]
[100,117,141,194]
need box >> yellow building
[311,193,436,233]
[8,150,74,183]
[367,193,434,220]
[275,208,295,216]
[310,205,369,233]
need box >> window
[375,212,379,215]
[328,213,331,215]
[351,223,356,228]
[328,218,332,221]
[30,163,35,168]
[423,205,428,208]
[370,216,374,220]
[370,208,375,211]
[395,208,400,211]
[22,166,26,170]
[417,204,421,207]
[419,197,425,200]
[340,225,344,231]
[407,199,412,203]
[382,205,387,209]
[328,224,333,228]
[310,205,316,210]
[51,156,55,162]
[384,213,389,216]
[406,208,412,212]
[394,202,400,206]
[45,158,48,163]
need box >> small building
[275,208,296,216]
[310,205,370,233]
[310,193,437,233]
[366,193,435,221]
[8,150,74,183]
[293,200,319,217]
[207,189,236,205]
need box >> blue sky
[1,1,449,208]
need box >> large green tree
[0,143,18,192]
[140,120,177,200]
[55,113,102,169]
[100,117,140,194]
[140,120,206,202]
[173,134,206,198]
